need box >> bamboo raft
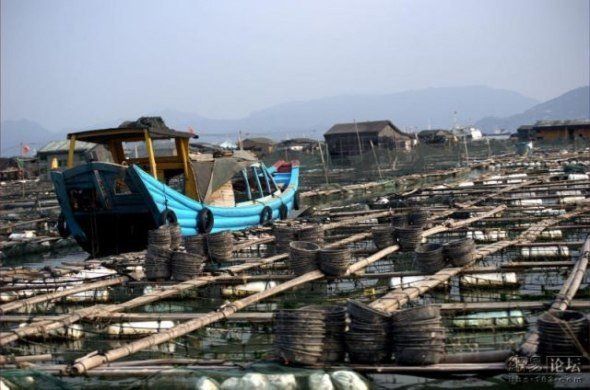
[1,149,589,387]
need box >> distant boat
[452,127,483,141]
[51,117,299,257]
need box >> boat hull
[129,162,299,235]
[51,161,299,257]
[51,162,160,256]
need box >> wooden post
[354,119,363,157]
[318,140,329,185]
[143,129,158,178]
[67,135,76,168]
[370,140,383,180]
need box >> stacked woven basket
[273,305,346,365]
[346,300,392,363]
[537,310,589,359]
[145,226,173,280]
[391,305,446,365]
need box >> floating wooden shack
[0,146,589,388]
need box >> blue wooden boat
[51,117,299,257]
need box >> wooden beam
[67,135,76,168]
[143,129,157,178]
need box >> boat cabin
[65,118,199,199]
[65,117,285,207]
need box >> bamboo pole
[323,232,372,249]
[0,354,53,365]
[1,235,353,346]
[3,301,590,324]
[0,275,130,314]
[26,362,513,377]
[1,259,575,294]
[0,256,279,347]
[320,211,393,231]
[452,180,538,209]
[68,234,404,374]
[550,235,590,311]
[5,228,386,346]
[233,236,275,252]
[68,270,324,374]
[369,206,590,313]
[519,235,590,356]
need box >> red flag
[21,144,31,155]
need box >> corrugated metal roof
[37,140,97,153]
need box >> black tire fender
[57,213,70,238]
[197,207,214,234]
[160,209,178,225]
[260,206,273,225]
[279,203,288,220]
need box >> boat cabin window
[231,170,251,203]
[230,165,279,203]
[167,173,186,194]
[255,165,278,196]
[122,140,177,159]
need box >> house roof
[38,140,97,154]
[418,129,454,137]
[324,120,411,138]
[243,137,276,145]
[67,117,195,145]
[533,119,590,128]
[278,138,318,146]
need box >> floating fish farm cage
[1,148,589,389]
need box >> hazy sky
[1,0,589,130]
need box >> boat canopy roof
[67,117,195,144]
[191,150,258,202]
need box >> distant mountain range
[0,119,59,157]
[157,86,538,141]
[475,86,590,132]
[1,85,588,156]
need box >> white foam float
[64,289,109,302]
[0,266,118,303]
[460,272,519,288]
[520,246,569,258]
[14,302,56,314]
[466,230,507,242]
[453,310,526,329]
[389,276,448,289]
[221,281,277,298]
[106,320,176,337]
[556,190,583,196]
[18,323,84,340]
[309,373,335,390]
[539,230,563,239]
[511,199,543,206]
[330,371,370,390]
[196,377,220,390]
[559,196,586,204]
[567,174,589,181]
